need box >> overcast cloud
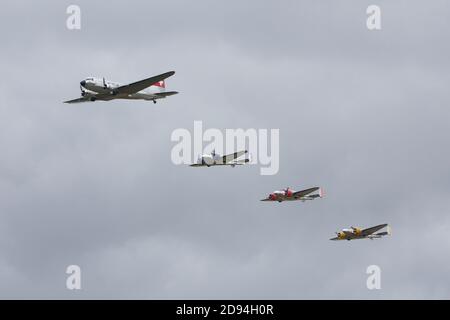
[0,0,449,299]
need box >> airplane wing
[361,224,388,237]
[330,237,340,241]
[64,97,90,104]
[64,92,118,103]
[293,187,320,198]
[153,91,179,98]
[190,160,248,167]
[231,159,250,165]
[116,71,175,95]
[222,150,248,164]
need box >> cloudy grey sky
[0,0,450,299]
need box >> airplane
[260,187,324,202]
[190,149,250,167]
[64,71,178,104]
[330,224,391,241]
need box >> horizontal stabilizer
[64,97,90,104]
[154,91,179,97]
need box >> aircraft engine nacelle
[80,87,96,98]
[269,193,277,201]
[352,227,362,235]
[337,232,346,239]
[82,91,97,102]
[201,155,214,166]
[285,189,293,197]
[82,92,95,98]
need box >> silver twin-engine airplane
[190,150,250,167]
[330,224,391,241]
[261,187,324,203]
[64,71,178,104]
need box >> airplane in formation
[330,224,391,241]
[190,150,250,167]
[261,187,324,202]
[64,71,178,104]
[63,68,391,245]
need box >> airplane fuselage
[332,225,390,241]
[81,77,164,101]
[196,154,223,166]
[191,150,249,167]
[64,71,177,104]
[335,233,382,241]
[263,187,322,202]
[266,192,317,202]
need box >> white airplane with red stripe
[64,71,178,104]
[261,187,324,202]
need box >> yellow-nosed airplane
[330,224,391,241]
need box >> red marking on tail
[152,80,165,88]
[319,188,325,198]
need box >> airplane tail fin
[151,80,166,91]
[374,226,391,237]
[319,187,325,198]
